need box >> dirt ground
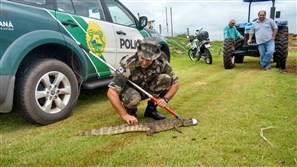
[283,41,297,74]
[288,40,297,50]
[283,63,297,74]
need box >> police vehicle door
[55,0,117,78]
[105,1,144,68]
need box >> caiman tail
[79,123,151,135]
[78,118,198,136]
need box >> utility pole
[165,7,169,34]
[187,28,189,36]
[170,7,173,37]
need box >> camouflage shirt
[109,53,178,93]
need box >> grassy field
[1,37,297,166]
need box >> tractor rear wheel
[274,26,288,69]
[223,38,235,69]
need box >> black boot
[127,109,137,117]
[144,101,165,120]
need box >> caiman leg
[174,126,183,133]
[146,127,156,136]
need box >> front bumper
[0,75,15,113]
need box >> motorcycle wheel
[188,49,199,61]
[203,49,213,64]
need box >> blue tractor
[223,0,288,69]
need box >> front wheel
[234,38,244,63]
[203,49,212,64]
[235,56,244,63]
[274,26,288,69]
[15,59,79,125]
[188,49,199,61]
[223,38,235,69]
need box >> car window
[72,0,105,20]
[8,0,55,9]
[106,1,135,27]
[56,0,75,14]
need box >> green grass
[1,40,297,166]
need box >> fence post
[159,24,162,35]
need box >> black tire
[274,26,288,69]
[188,49,199,61]
[223,38,235,69]
[234,37,244,50]
[234,38,244,63]
[203,48,212,64]
[235,56,244,63]
[15,59,78,125]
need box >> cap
[137,37,161,60]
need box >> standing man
[107,37,179,126]
[247,10,278,70]
[223,19,244,40]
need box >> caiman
[78,118,198,136]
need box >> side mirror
[275,11,281,18]
[138,16,148,29]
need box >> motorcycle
[186,28,212,64]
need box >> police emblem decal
[86,21,106,56]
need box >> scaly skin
[78,118,198,136]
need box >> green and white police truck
[0,0,170,125]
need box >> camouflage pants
[120,74,172,111]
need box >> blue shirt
[223,25,242,40]
[250,18,278,44]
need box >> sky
[121,0,297,40]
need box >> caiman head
[180,118,198,126]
